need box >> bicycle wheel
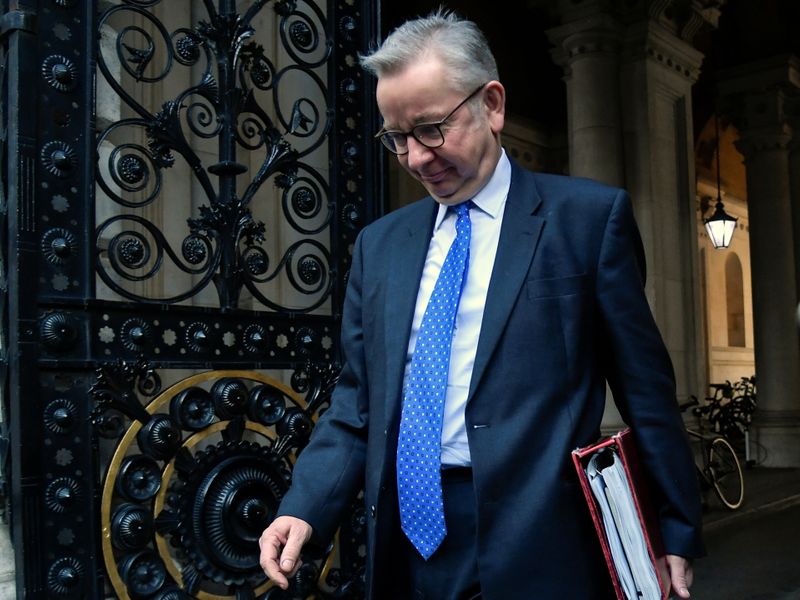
[708,437,744,509]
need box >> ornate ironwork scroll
[95,0,341,311]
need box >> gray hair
[359,8,499,94]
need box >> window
[725,253,746,347]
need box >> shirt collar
[433,149,511,231]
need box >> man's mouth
[419,168,450,184]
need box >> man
[260,10,704,599]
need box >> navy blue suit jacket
[278,160,704,599]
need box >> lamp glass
[704,203,738,249]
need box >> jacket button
[370,504,376,519]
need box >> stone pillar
[547,1,718,430]
[547,13,625,186]
[615,15,708,407]
[720,56,800,466]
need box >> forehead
[375,56,461,127]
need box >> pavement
[702,465,800,531]
[693,465,800,600]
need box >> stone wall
[0,522,15,598]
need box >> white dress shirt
[403,150,511,466]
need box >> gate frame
[2,0,383,596]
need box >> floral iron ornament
[95,0,334,310]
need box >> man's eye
[385,132,406,143]
[414,125,442,143]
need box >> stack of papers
[587,449,662,600]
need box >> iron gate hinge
[0,8,36,42]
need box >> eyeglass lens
[382,124,444,154]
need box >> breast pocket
[526,273,589,299]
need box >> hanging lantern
[704,197,738,249]
[704,112,738,249]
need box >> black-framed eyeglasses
[375,83,488,155]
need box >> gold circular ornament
[100,369,330,600]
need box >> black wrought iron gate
[1,0,382,597]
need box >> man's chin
[422,183,464,206]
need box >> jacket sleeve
[275,229,370,545]
[596,190,706,558]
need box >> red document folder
[572,429,671,600]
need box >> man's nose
[404,136,434,169]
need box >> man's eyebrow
[413,113,443,125]
[382,112,444,131]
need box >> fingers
[259,516,313,590]
[259,526,288,589]
[279,524,308,575]
[666,554,694,599]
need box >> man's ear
[484,80,505,134]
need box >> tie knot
[451,200,472,218]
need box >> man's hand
[666,554,694,598]
[259,516,313,590]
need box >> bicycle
[705,379,756,435]
[680,396,744,510]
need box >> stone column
[547,1,717,430]
[615,16,708,407]
[547,13,625,186]
[720,56,800,466]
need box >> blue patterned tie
[397,201,472,559]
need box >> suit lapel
[383,199,438,426]
[468,164,545,401]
